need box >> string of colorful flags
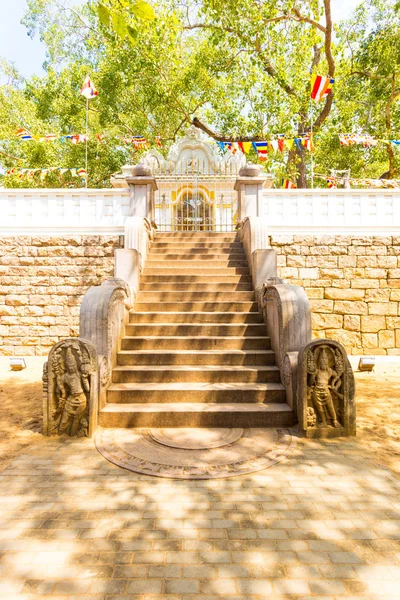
[216,136,314,161]
[14,129,162,148]
[5,167,88,180]
[338,134,400,148]
[325,176,400,189]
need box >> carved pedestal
[43,338,98,438]
[298,339,356,438]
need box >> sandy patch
[0,356,399,474]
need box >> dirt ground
[0,356,399,474]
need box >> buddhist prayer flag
[80,75,99,99]
[15,128,32,140]
[283,179,297,189]
[310,74,334,102]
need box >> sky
[0,0,362,80]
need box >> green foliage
[1,0,400,188]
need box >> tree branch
[191,117,265,141]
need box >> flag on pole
[80,75,99,99]
[310,74,334,102]
[283,179,297,189]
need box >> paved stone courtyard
[0,430,400,599]
[0,357,399,599]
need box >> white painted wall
[2,187,400,235]
[261,189,400,234]
[0,189,130,235]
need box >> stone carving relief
[43,338,98,438]
[306,345,343,429]
[298,339,356,438]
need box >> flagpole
[85,97,89,189]
[309,97,314,189]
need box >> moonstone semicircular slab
[95,428,295,479]
[149,428,244,450]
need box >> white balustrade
[0,189,130,235]
[2,187,400,236]
[261,189,400,234]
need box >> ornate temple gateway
[144,126,245,232]
[111,126,252,232]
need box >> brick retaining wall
[1,234,400,356]
[0,236,123,356]
[271,235,400,355]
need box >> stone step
[125,323,267,337]
[136,291,255,302]
[134,301,259,312]
[149,248,246,256]
[99,403,294,428]
[106,382,286,404]
[117,349,276,366]
[112,365,281,384]
[151,243,244,250]
[143,267,251,276]
[138,282,253,291]
[155,233,239,240]
[129,312,263,324]
[120,336,271,350]
[145,260,248,268]
[140,275,252,284]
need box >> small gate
[154,172,238,233]
[144,127,243,232]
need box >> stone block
[378,330,395,348]
[324,329,362,349]
[325,288,364,301]
[343,315,360,331]
[334,301,368,315]
[365,245,387,255]
[283,245,302,255]
[361,316,386,332]
[339,256,357,268]
[309,300,334,313]
[312,314,343,330]
[279,267,299,278]
[365,268,387,278]
[386,317,400,329]
[356,256,377,268]
[377,256,397,268]
[306,256,338,267]
[287,255,306,267]
[362,333,378,348]
[299,267,318,279]
[366,289,391,302]
[351,236,374,245]
[270,235,294,245]
[331,279,351,288]
[305,288,324,299]
[351,278,379,289]
[309,245,334,255]
[319,268,343,279]
[368,302,398,316]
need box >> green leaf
[132,1,156,21]
[127,24,138,45]
[112,12,128,38]
[97,3,111,29]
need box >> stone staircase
[99,232,294,428]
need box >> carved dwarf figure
[56,347,90,437]
[307,347,343,428]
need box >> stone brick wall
[2,233,400,356]
[0,236,123,356]
[271,235,400,355]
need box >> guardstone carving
[43,338,98,438]
[298,339,356,438]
